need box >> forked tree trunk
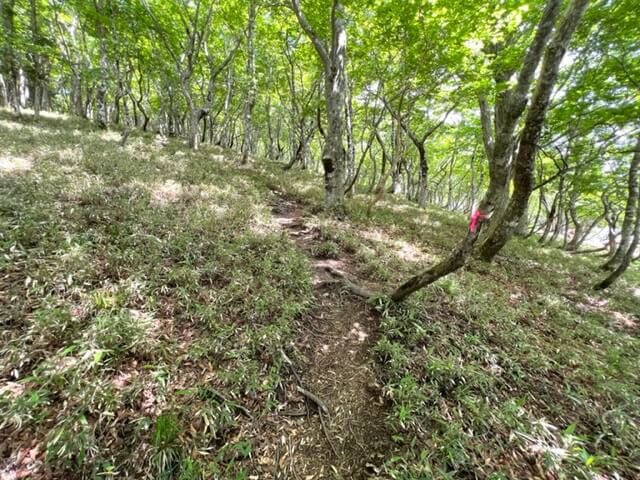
[595,199,640,289]
[292,0,347,211]
[478,0,590,261]
[389,0,586,302]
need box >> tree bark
[595,198,640,289]
[1,0,20,113]
[241,0,257,164]
[93,0,109,128]
[28,0,41,116]
[389,0,584,302]
[478,0,563,224]
[292,0,347,211]
[602,134,640,270]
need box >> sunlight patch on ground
[57,147,83,164]
[99,130,122,142]
[149,179,184,205]
[611,311,637,329]
[382,202,416,213]
[361,227,429,262]
[39,110,69,120]
[348,322,369,343]
[0,155,33,174]
[251,211,280,235]
[209,203,230,217]
[578,295,637,330]
[0,119,23,130]
[413,215,441,229]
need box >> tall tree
[241,0,257,164]
[291,0,347,211]
[478,0,591,261]
[1,0,20,112]
[390,0,590,302]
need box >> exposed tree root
[323,266,375,300]
[296,385,330,416]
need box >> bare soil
[248,190,393,479]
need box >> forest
[0,0,639,478]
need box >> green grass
[0,111,312,478]
[271,155,640,478]
[1,110,639,479]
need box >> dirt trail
[251,190,392,479]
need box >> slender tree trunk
[390,119,404,195]
[1,0,20,113]
[241,0,257,164]
[29,0,41,116]
[602,134,640,270]
[601,193,619,258]
[345,77,356,196]
[265,85,275,160]
[94,0,109,128]
[219,66,234,146]
[416,143,428,208]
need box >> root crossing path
[255,190,393,479]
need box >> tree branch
[290,0,331,67]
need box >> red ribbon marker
[469,210,488,233]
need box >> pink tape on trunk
[469,210,488,233]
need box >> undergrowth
[1,110,639,479]
[0,111,311,478]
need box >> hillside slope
[1,111,639,479]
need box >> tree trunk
[391,221,488,302]
[94,0,109,128]
[1,0,20,113]
[292,0,347,211]
[478,0,590,261]
[390,118,404,195]
[416,143,428,208]
[389,0,582,302]
[601,193,620,258]
[345,77,356,196]
[29,0,41,116]
[241,0,257,164]
[602,134,640,270]
[595,198,640,289]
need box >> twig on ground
[347,420,367,453]
[209,388,253,418]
